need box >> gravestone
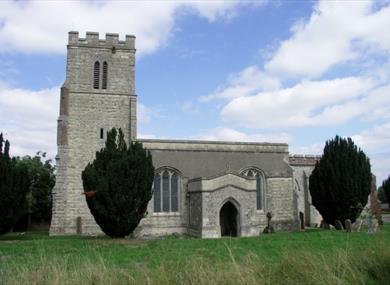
[263,212,274,234]
[320,220,330,229]
[335,220,344,231]
[345,219,352,233]
[76,216,82,235]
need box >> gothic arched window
[241,168,265,210]
[153,168,180,213]
[93,61,100,89]
[102,61,108,89]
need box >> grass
[1,226,390,284]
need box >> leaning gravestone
[335,220,344,231]
[345,219,352,233]
[320,220,330,229]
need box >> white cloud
[370,154,390,185]
[179,100,200,114]
[265,0,390,78]
[351,122,390,183]
[290,143,324,156]
[221,76,376,129]
[200,65,281,102]
[137,133,158,140]
[195,127,292,143]
[352,122,390,153]
[138,103,153,125]
[0,84,59,158]
[0,1,262,55]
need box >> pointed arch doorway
[220,201,240,237]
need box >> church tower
[50,32,137,235]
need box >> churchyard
[1,225,390,285]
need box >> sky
[0,0,390,184]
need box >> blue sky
[1,0,390,183]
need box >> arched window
[93,61,100,89]
[153,168,180,213]
[102,61,108,89]
[241,168,265,210]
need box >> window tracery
[153,168,180,213]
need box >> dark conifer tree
[382,176,390,209]
[81,128,154,238]
[0,133,30,235]
[377,186,387,204]
[309,135,371,227]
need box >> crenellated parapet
[68,31,135,50]
[289,154,321,166]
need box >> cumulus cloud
[221,77,376,128]
[352,122,390,153]
[195,127,292,143]
[200,65,280,102]
[265,0,390,78]
[0,83,59,158]
[350,123,390,183]
[0,0,262,55]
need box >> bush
[0,133,30,235]
[82,128,154,238]
[309,135,371,227]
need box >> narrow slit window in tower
[100,128,104,139]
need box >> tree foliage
[0,133,30,235]
[82,128,154,238]
[16,152,55,223]
[377,186,387,204]
[309,135,372,227]
[382,176,390,207]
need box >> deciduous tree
[16,152,55,225]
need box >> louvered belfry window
[93,61,100,89]
[102,61,108,89]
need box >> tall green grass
[2,227,390,284]
[1,238,390,285]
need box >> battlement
[68,31,135,50]
[289,154,321,166]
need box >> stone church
[50,32,322,238]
